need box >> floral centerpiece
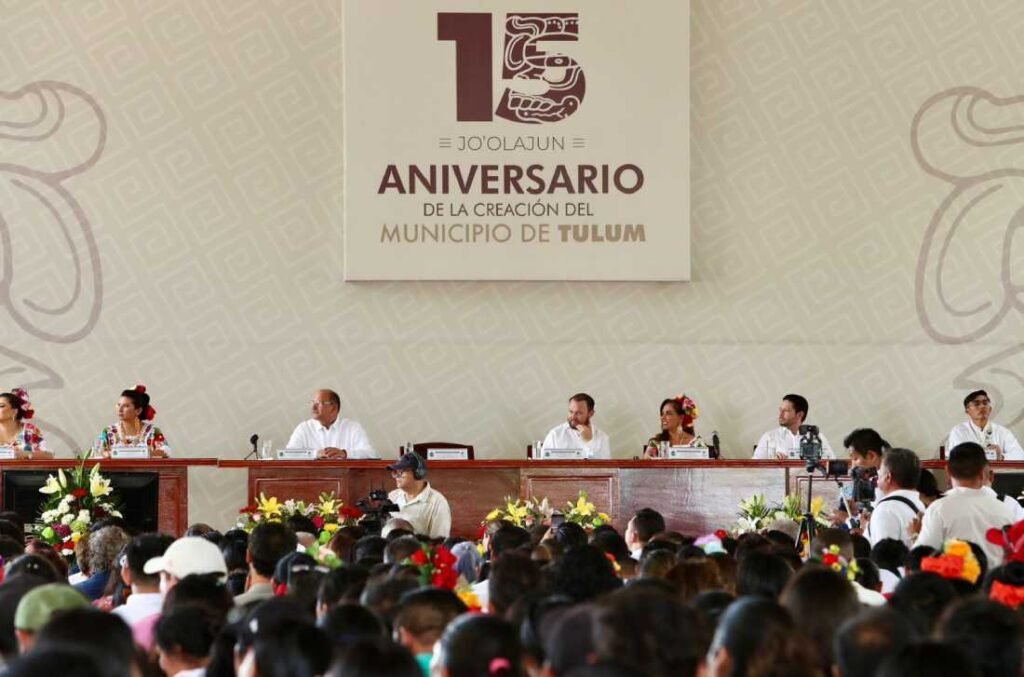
[484,496,551,529]
[34,455,122,562]
[733,493,831,535]
[237,492,362,544]
[402,542,480,611]
[562,490,612,531]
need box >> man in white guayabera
[753,394,834,460]
[541,393,611,459]
[286,389,376,459]
[947,390,1024,461]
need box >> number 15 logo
[438,12,586,124]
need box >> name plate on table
[986,448,999,461]
[667,446,710,459]
[0,448,16,460]
[540,448,584,460]
[277,448,318,460]
[111,445,149,459]
[427,448,469,461]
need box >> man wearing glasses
[947,390,1024,460]
[285,389,376,459]
[387,452,451,538]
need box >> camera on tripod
[355,486,400,535]
[799,424,823,472]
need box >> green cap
[14,584,89,632]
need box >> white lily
[39,474,62,495]
[90,474,112,498]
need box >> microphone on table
[245,434,259,460]
[711,430,720,459]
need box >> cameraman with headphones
[386,451,452,538]
[831,428,887,528]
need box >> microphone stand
[244,434,259,461]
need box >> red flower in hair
[432,546,457,569]
[987,521,1024,564]
[135,384,147,394]
[991,580,1024,609]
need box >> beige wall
[2,1,1022,528]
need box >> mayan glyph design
[495,13,586,124]
[912,87,1024,426]
[0,81,106,449]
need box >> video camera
[355,486,400,535]
[799,424,823,472]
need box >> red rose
[433,546,456,568]
[432,569,458,590]
[312,515,325,530]
[714,529,728,540]
[71,488,88,499]
[341,506,363,519]
[410,549,429,565]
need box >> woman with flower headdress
[0,388,52,459]
[643,395,700,458]
[93,384,170,458]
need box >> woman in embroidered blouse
[0,388,52,459]
[94,384,170,458]
[643,395,700,459]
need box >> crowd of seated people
[0,476,1020,675]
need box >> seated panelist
[541,392,611,459]
[0,388,52,459]
[947,389,1024,461]
[643,394,700,459]
[94,384,169,458]
[752,394,834,460]
[286,389,376,459]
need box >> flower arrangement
[815,544,860,582]
[920,539,981,584]
[563,490,612,531]
[674,393,700,428]
[733,493,830,535]
[237,492,362,544]
[34,455,122,561]
[403,543,458,589]
[484,496,551,529]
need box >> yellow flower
[456,589,481,609]
[323,523,339,533]
[809,496,825,516]
[90,475,112,498]
[257,493,282,517]
[71,532,82,544]
[319,499,337,515]
[476,542,486,556]
[574,496,593,517]
[945,540,971,558]
[486,509,501,522]
[598,513,611,522]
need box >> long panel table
[0,458,218,536]
[219,459,863,538]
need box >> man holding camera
[753,394,834,460]
[387,452,451,539]
[866,448,925,547]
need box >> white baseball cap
[143,536,227,578]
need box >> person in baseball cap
[13,583,88,653]
[143,537,227,594]
[386,451,451,539]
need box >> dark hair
[329,637,421,677]
[0,537,24,562]
[249,522,298,577]
[593,586,703,677]
[155,605,222,659]
[395,587,468,645]
[834,607,919,677]
[552,545,621,602]
[4,647,105,677]
[119,386,154,421]
[162,574,234,622]
[877,641,979,677]
[888,571,956,635]
[691,590,733,636]
[354,535,386,563]
[589,529,631,562]
[286,514,319,537]
[843,428,888,457]
[252,622,332,677]
[810,528,854,561]
[883,447,921,489]
[638,549,676,580]
[665,559,723,602]
[569,393,595,411]
[551,522,587,550]
[321,389,341,408]
[855,557,881,591]
[709,597,817,677]
[318,564,371,609]
[491,525,531,559]
[657,398,694,437]
[35,608,136,676]
[317,603,387,649]
[948,442,988,480]
[871,538,909,576]
[124,533,173,584]
[938,598,1023,677]
[630,508,666,543]
[780,565,860,670]
[489,551,541,616]
[783,393,808,420]
[963,389,989,409]
[384,536,422,565]
[917,469,944,500]
[736,550,793,599]
[359,576,420,628]
[0,393,27,422]
[439,614,522,677]
[5,554,59,583]
[221,538,248,572]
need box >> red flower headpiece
[990,580,1024,609]
[11,388,33,420]
[134,384,156,421]
[987,520,1024,564]
[673,393,700,427]
[403,543,458,590]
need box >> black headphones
[409,451,428,480]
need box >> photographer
[386,452,451,539]
[866,448,925,547]
[831,428,888,528]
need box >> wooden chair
[402,442,475,460]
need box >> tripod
[794,459,848,556]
